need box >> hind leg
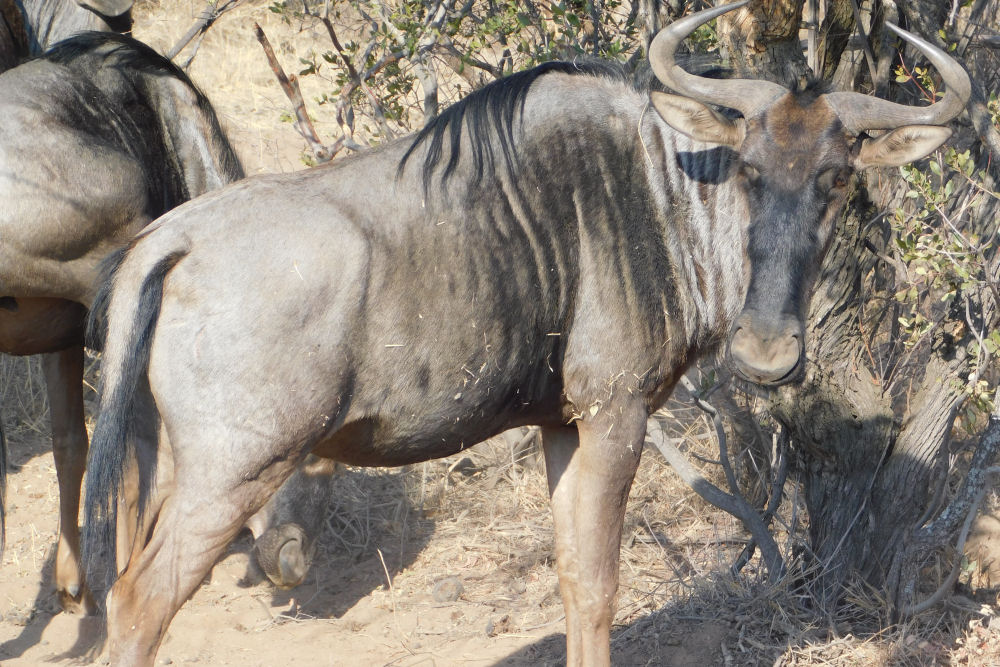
[42,346,96,614]
[246,455,339,588]
[107,442,301,666]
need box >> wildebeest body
[87,66,752,667]
[136,72,741,467]
[85,4,970,664]
[2,69,152,301]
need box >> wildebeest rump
[0,0,132,71]
[83,3,970,664]
[0,31,242,613]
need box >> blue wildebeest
[0,0,132,71]
[83,2,970,664]
[0,0,132,611]
[0,31,242,613]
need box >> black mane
[43,31,183,80]
[40,31,243,186]
[398,59,627,194]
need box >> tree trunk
[718,0,809,84]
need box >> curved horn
[649,0,787,118]
[826,23,971,132]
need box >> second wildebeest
[0,27,333,615]
[0,0,132,71]
[0,31,241,612]
[83,2,970,664]
[0,1,132,605]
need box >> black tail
[82,247,186,590]
[86,245,128,352]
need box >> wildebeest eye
[817,167,850,194]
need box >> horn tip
[884,22,908,38]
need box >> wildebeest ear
[78,0,133,17]
[650,92,743,147]
[852,125,952,169]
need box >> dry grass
[0,356,48,440]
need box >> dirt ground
[3,1,1000,665]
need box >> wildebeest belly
[312,367,564,467]
[147,193,571,471]
[307,224,569,466]
[0,296,85,354]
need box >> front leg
[542,404,646,667]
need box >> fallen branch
[647,390,785,581]
[253,22,339,164]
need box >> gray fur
[0,0,132,71]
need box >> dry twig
[253,22,341,163]
[167,0,242,63]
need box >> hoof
[252,522,314,589]
[58,583,97,615]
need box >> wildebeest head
[648,1,969,386]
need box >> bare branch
[917,410,1000,545]
[902,480,987,615]
[848,0,879,85]
[433,40,503,81]
[167,0,242,62]
[894,407,1000,611]
[972,34,1000,48]
[647,401,785,580]
[372,0,447,125]
[302,0,361,82]
[253,23,339,163]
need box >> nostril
[728,325,803,385]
